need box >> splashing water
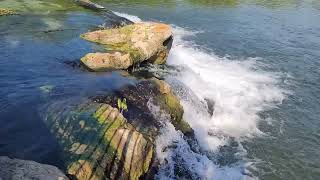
[167,27,286,151]
[116,12,286,179]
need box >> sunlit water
[1,0,320,179]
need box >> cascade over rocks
[42,78,194,180]
[80,22,173,71]
[0,156,68,180]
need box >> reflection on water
[187,0,239,7]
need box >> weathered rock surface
[44,102,153,180]
[94,78,193,136]
[80,22,173,71]
[0,156,68,180]
[0,8,17,16]
[41,78,193,179]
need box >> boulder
[80,22,173,71]
[0,8,17,16]
[0,156,68,180]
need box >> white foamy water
[148,101,246,180]
[168,27,285,151]
[115,12,285,179]
[113,11,142,22]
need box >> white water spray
[116,12,285,179]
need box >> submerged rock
[0,8,17,16]
[0,156,68,180]
[80,22,173,71]
[43,102,153,180]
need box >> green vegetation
[117,98,128,114]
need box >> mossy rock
[94,78,193,136]
[43,101,153,180]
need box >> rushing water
[1,0,320,179]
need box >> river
[0,0,319,179]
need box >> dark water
[1,0,320,179]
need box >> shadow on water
[0,102,64,168]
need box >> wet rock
[151,78,193,136]
[204,98,215,117]
[0,156,68,180]
[0,8,17,16]
[80,22,173,71]
[43,102,153,180]
[94,78,193,136]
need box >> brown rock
[80,22,173,70]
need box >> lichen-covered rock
[43,102,153,180]
[80,22,173,71]
[81,52,133,71]
[0,8,17,16]
[0,156,68,180]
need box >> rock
[43,102,153,180]
[41,78,194,179]
[95,78,193,136]
[0,8,17,16]
[150,78,193,136]
[81,52,133,71]
[80,22,173,71]
[0,156,68,180]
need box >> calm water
[0,0,320,179]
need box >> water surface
[0,0,319,179]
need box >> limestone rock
[0,8,17,16]
[0,156,68,180]
[43,102,153,180]
[81,52,133,71]
[80,22,173,71]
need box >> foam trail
[148,101,245,180]
[113,12,142,22]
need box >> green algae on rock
[150,78,193,135]
[80,22,173,71]
[94,78,193,136]
[43,101,153,180]
[0,8,17,16]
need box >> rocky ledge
[80,22,173,71]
